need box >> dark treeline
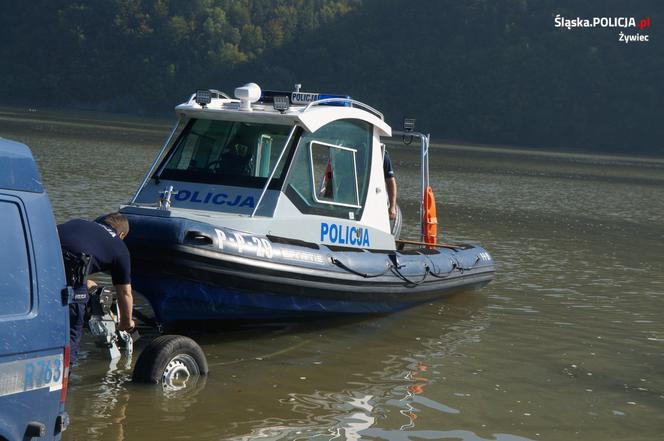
[0,0,661,153]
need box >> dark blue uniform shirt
[57,219,131,285]
[383,150,395,179]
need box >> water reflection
[362,429,533,440]
[69,368,131,440]
[68,358,209,440]
[224,295,499,440]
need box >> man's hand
[117,318,136,332]
[115,283,134,332]
[389,205,397,220]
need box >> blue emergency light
[260,90,351,107]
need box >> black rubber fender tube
[330,257,393,278]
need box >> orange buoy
[423,186,438,247]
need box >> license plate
[0,354,64,397]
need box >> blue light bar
[318,93,351,107]
[260,90,351,107]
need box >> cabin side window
[285,119,372,219]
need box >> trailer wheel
[132,335,208,390]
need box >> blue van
[0,139,69,440]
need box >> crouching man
[58,212,135,363]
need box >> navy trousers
[69,301,86,364]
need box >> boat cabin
[129,83,400,250]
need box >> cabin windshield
[156,118,296,188]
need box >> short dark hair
[101,212,129,237]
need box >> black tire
[132,335,208,388]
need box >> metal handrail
[302,98,384,121]
[387,130,430,242]
[209,89,232,100]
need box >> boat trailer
[86,286,208,391]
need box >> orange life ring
[423,186,438,247]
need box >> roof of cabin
[174,88,392,137]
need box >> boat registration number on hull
[0,354,64,397]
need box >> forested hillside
[0,0,661,152]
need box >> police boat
[121,83,495,323]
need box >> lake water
[2,107,663,440]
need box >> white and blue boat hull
[125,214,495,323]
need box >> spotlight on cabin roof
[403,118,416,132]
[234,83,262,111]
[273,95,290,112]
[195,89,212,107]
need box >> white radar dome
[234,83,262,111]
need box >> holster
[62,250,92,303]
